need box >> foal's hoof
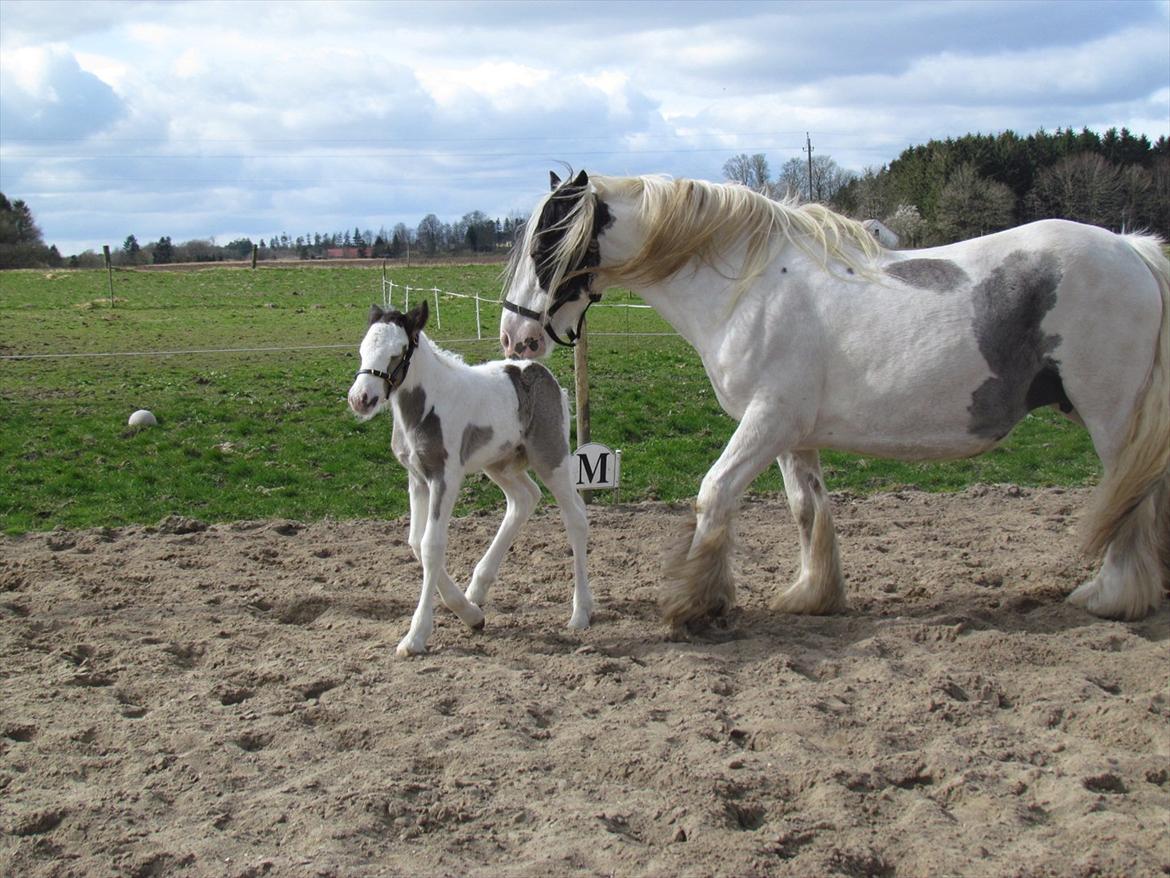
[395,641,426,658]
[471,617,486,632]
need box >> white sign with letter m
[574,442,620,490]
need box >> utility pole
[804,132,814,202]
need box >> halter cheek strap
[502,291,601,348]
[355,336,416,398]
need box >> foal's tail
[1081,234,1170,582]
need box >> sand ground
[2,485,1168,877]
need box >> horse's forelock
[362,314,409,360]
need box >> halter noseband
[355,335,416,398]
[502,289,601,348]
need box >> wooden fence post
[573,316,593,502]
[102,245,114,308]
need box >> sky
[1,0,1168,256]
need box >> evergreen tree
[152,236,175,264]
[0,193,56,268]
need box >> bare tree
[884,204,925,248]
[935,164,1016,242]
[775,157,808,201]
[1116,164,1152,232]
[1028,153,1122,228]
[416,214,443,256]
[774,155,855,203]
[722,153,771,192]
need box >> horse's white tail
[1081,234,1170,588]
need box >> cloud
[0,45,126,140]
[0,0,1166,255]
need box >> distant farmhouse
[862,219,899,249]
[325,247,366,259]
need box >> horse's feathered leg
[465,465,542,607]
[660,406,790,632]
[772,451,846,614]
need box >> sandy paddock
[1,485,1168,877]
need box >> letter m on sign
[574,442,620,489]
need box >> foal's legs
[465,465,542,607]
[772,450,846,614]
[538,460,593,630]
[405,473,429,563]
[397,474,486,657]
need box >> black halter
[502,290,601,348]
[355,335,416,398]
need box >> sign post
[573,314,592,499]
[574,442,621,503]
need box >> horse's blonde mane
[507,173,883,311]
[597,175,881,296]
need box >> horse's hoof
[470,616,486,631]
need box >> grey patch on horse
[413,410,446,482]
[395,386,447,484]
[968,250,1065,439]
[460,424,494,466]
[885,258,970,291]
[503,363,568,475]
[395,386,427,432]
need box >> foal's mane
[507,173,882,309]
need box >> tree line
[85,210,521,268]
[724,126,1169,247]
[0,204,522,269]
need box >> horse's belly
[807,424,996,461]
[809,382,999,461]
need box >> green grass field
[0,263,1099,534]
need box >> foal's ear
[405,300,429,341]
[368,303,385,325]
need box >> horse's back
[806,219,1165,458]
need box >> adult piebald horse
[500,170,1169,629]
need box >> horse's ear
[572,169,588,188]
[368,304,384,325]
[549,171,562,191]
[407,300,429,341]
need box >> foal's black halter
[502,290,601,348]
[355,335,416,398]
